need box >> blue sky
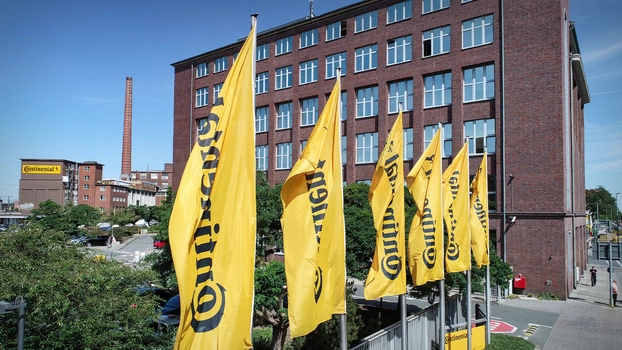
[0,0,620,206]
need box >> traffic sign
[489,320,517,334]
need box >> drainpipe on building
[500,0,507,263]
[569,21,579,290]
[190,60,194,153]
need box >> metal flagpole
[340,313,347,350]
[486,265,491,345]
[467,271,472,350]
[439,122,445,350]
[398,103,407,350]
[337,68,347,350]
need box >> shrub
[538,292,559,300]
[485,334,535,350]
[252,327,272,350]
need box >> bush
[538,292,559,300]
[485,334,535,350]
[252,327,272,350]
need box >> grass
[485,334,536,350]
[538,292,559,300]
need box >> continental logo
[22,165,61,174]
[190,97,226,333]
[446,170,460,261]
[421,154,438,269]
[380,153,402,280]
[305,159,328,303]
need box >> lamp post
[0,298,26,350]
[616,193,620,238]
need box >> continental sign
[445,325,485,350]
[22,165,61,174]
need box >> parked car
[85,235,110,247]
[153,239,166,249]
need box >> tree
[27,200,69,232]
[256,172,284,259]
[254,261,289,350]
[586,186,619,221]
[0,225,170,350]
[147,186,177,289]
[65,204,102,235]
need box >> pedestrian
[612,280,618,307]
[590,266,597,286]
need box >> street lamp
[616,193,620,238]
[0,298,26,350]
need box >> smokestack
[121,77,132,180]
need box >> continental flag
[280,76,346,337]
[406,127,443,286]
[169,22,256,349]
[442,143,470,273]
[470,153,490,267]
[364,112,406,299]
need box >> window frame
[214,56,228,73]
[276,142,293,170]
[326,20,347,41]
[275,65,293,90]
[424,72,452,108]
[423,25,451,58]
[356,132,379,163]
[326,52,347,79]
[424,124,453,157]
[257,43,270,61]
[213,83,223,101]
[300,97,319,126]
[276,36,293,56]
[256,71,269,94]
[299,28,319,49]
[387,0,412,24]
[356,86,379,118]
[422,0,450,14]
[196,87,209,107]
[355,44,378,73]
[388,79,414,113]
[462,15,494,49]
[403,128,414,160]
[276,101,293,130]
[196,62,208,78]
[464,119,496,155]
[463,64,495,102]
[387,35,413,66]
[299,59,319,85]
[256,145,268,171]
[355,11,378,33]
[255,106,269,133]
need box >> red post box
[514,274,526,289]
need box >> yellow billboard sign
[22,165,61,174]
[445,325,486,350]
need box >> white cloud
[582,40,622,62]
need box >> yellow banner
[470,153,490,267]
[281,76,346,337]
[364,112,406,299]
[406,128,443,286]
[445,325,486,350]
[169,23,256,350]
[21,165,61,174]
[443,143,471,273]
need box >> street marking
[523,324,538,337]
[489,320,517,334]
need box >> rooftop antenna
[309,0,315,18]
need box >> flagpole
[466,138,472,350]
[439,123,445,350]
[336,68,347,350]
[398,102,408,350]
[483,150,491,346]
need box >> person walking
[590,266,597,286]
[612,280,618,307]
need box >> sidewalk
[502,265,622,350]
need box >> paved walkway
[502,265,622,349]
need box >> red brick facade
[171,0,588,299]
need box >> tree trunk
[271,325,289,350]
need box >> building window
[464,119,496,155]
[388,79,413,113]
[150,173,158,179]
[424,124,453,157]
[341,91,347,121]
[300,29,319,48]
[276,142,292,169]
[83,195,89,200]
[300,97,319,126]
[100,195,106,200]
[276,101,292,130]
[423,0,449,14]
[356,132,378,163]
[213,83,223,101]
[299,59,318,85]
[276,36,293,55]
[355,44,378,72]
[256,106,268,133]
[196,87,209,107]
[275,66,293,90]
[326,20,347,41]
[341,136,347,165]
[100,186,106,191]
[463,64,495,102]
[214,56,228,73]
[423,26,450,57]
[463,15,493,49]
[257,43,269,61]
[300,140,307,153]
[424,72,452,108]
[162,174,169,180]
[233,52,239,63]
[256,71,269,94]
[356,86,378,118]
[84,166,91,171]
[404,128,413,160]
[83,184,90,189]
[387,35,412,65]
[355,11,378,33]
[326,52,346,79]
[256,145,268,171]
[196,62,208,77]
[387,0,412,23]
[140,173,147,179]
[84,175,90,181]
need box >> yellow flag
[364,112,406,299]
[280,77,345,338]
[169,23,256,350]
[406,128,443,286]
[470,153,490,267]
[443,143,471,273]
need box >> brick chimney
[121,77,132,180]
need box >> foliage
[27,200,70,232]
[252,327,273,350]
[254,260,289,350]
[256,171,284,258]
[586,186,619,220]
[0,225,168,350]
[485,334,535,350]
[148,186,177,289]
[343,183,376,280]
[538,292,559,300]
[65,204,102,233]
[287,284,362,350]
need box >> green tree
[27,200,69,232]
[254,261,289,350]
[0,225,169,350]
[65,204,102,235]
[256,171,284,259]
[147,187,177,289]
[586,186,619,221]
[343,183,376,280]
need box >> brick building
[129,163,172,205]
[171,0,589,299]
[19,159,81,210]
